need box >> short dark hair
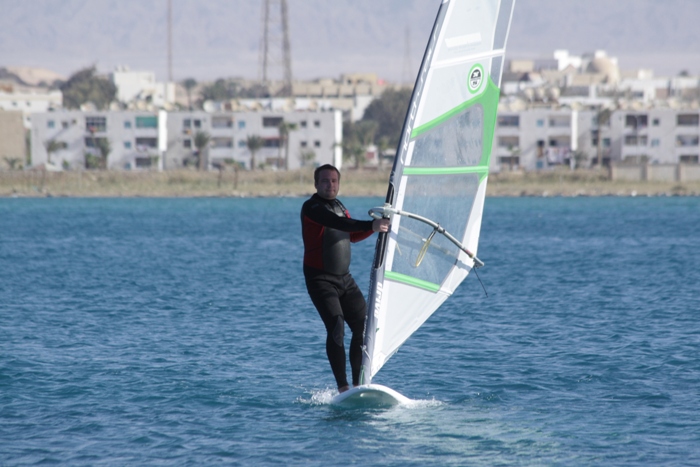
[314,164,341,184]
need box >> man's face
[315,169,339,200]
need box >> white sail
[360,0,515,384]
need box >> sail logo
[374,281,384,317]
[468,64,484,94]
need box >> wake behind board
[330,384,412,408]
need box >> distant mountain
[0,0,698,82]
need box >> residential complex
[30,110,342,171]
[494,107,700,171]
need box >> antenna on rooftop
[401,26,412,87]
[167,0,173,82]
[258,0,293,97]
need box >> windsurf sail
[360,0,516,384]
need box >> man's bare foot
[338,385,350,393]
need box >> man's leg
[339,274,367,387]
[306,277,349,390]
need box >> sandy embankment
[1,168,699,198]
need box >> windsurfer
[301,164,390,393]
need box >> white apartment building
[111,67,175,108]
[0,86,62,128]
[493,107,700,171]
[30,110,343,171]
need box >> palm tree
[96,138,111,169]
[246,135,264,171]
[194,131,211,170]
[182,78,197,111]
[278,121,297,170]
[44,139,63,165]
[343,120,378,169]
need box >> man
[301,164,390,393]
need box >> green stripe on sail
[384,271,441,293]
[409,77,500,170]
[403,165,489,176]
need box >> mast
[360,1,450,385]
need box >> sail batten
[360,0,515,385]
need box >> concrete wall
[610,163,700,182]
[0,111,26,168]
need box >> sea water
[1,196,699,466]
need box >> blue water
[1,196,699,466]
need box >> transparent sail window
[411,105,484,167]
[390,172,480,285]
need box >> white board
[330,384,412,408]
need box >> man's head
[314,164,341,200]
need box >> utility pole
[258,0,293,97]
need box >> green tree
[96,138,111,169]
[361,88,412,148]
[299,149,316,167]
[278,121,297,170]
[246,135,264,171]
[194,131,211,171]
[60,66,117,110]
[342,120,378,169]
[182,78,197,110]
[44,139,63,165]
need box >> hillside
[1,0,698,82]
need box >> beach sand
[2,167,699,198]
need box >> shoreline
[2,168,700,198]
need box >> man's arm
[303,201,374,233]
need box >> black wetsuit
[301,194,374,389]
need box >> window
[497,115,519,127]
[651,138,660,147]
[212,116,233,128]
[194,119,202,129]
[124,141,132,149]
[47,120,55,129]
[135,157,153,168]
[124,120,132,129]
[135,137,158,149]
[624,135,648,146]
[497,136,519,149]
[84,137,107,148]
[184,139,192,148]
[676,135,699,147]
[263,117,283,128]
[677,114,699,126]
[62,121,69,129]
[680,155,699,164]
[549,116,570,127]
[238,120,246,129]
[652,118,660,126]
[300,121,307,128]
[136,116,158,128]
[314,140,321,148]
[263,138,280,148]
[499,156,520,166]
[536,119,545,127]
[183,119,192,128]
[625,114,648,129]
[314,120,321,128]
[238,140,246,148]
[85,116,107,132]
[211,137,233,148]
[300,141,308,148]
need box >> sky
[1,0,699,83]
